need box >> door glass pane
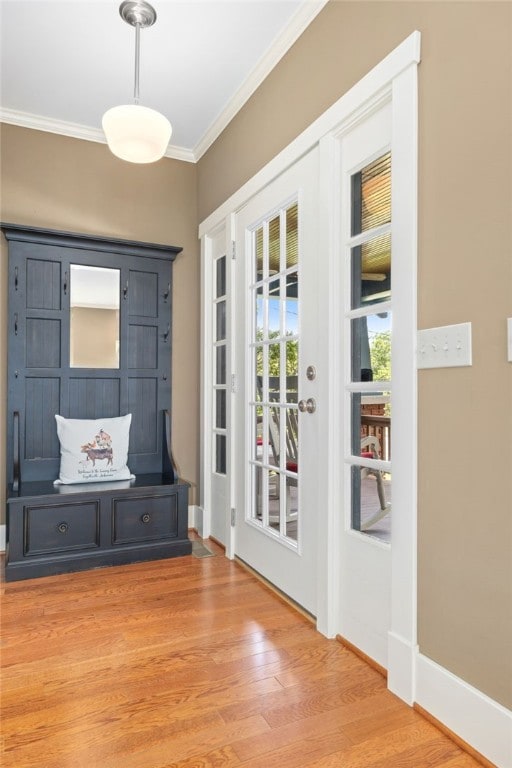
[216,346,226,384]
[267,405,279,467]
[70,265,120,369]
[253,403,263,461]
[216,256,226,297]
[352,392,391,460]
[351,232,391,309]
[285,275,298,335]
[351,465,391,543]
[215,435,226,474]
[285,474,298,541]
[269,215,280,275]
[269,343,281,381]
[286,341,299,381]
[255,227,264,280]
[351,311,391,382]
[351,152,391,236]
[215,390,226,429]
[216,300,226,341]
[285,203,298,269]
[268,293,280,336]
[285,406,298,469]
[255,286,264,337]
[253,465,264,521]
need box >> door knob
[298,398,316,414]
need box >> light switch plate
[417,322,472,369]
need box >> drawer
[112,493,178,545]
[25,500,100,556]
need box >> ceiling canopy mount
[119,1,157,30]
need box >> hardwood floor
[1,537,485,768]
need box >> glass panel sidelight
[351,231,391,310]
[215,435,226,474]
[216,301,226,341]
[352,391,391,459]
[249,200,300,544]
[215,390,226,429]
[347,152,392,538]
[351,311,391,383]
[216,256,226,296]
[255,227,264,280]
[213,255,227,475]
[216,346,226,384]
[351,465,392,543]
[269,215,280,275]
[351,152,391,236]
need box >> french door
[233,148,322,615]
[201,32,418,698]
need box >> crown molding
[0,108,196,163]
[193,0,329,161]
[0,0,328,165]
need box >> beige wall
[197,2,512,710]
[0,124,200,504]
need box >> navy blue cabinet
[2,224,192,581]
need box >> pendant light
[102,1,172,164]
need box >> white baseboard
[0,524,5,553]
[387,630,417,705]
[340,614,388,671]
[193,505,210,539]
[416,652,512,768]
[188,505,199,530]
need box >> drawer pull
[141,513,151,524]
[57,522,69,534]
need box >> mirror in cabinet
[70,265,120,369]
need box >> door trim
[199,32,420,239]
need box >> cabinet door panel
[69,378,121,419]
[25,378,61,460]
[128,270,158,318]
[128,324,158,369]
[128,378,158,454]
[26,258,61,310]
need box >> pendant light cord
[134,22,140,104]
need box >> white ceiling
[0,0,326,162]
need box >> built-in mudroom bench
[2,223,192,581]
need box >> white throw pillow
[54,414,134,485]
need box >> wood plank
[0,546,486,768]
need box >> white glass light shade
[102,104,172,163]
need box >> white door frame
[199,30,420,704]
